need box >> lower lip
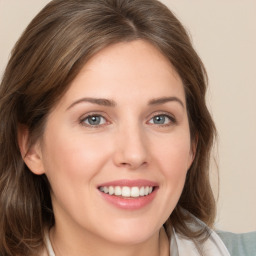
[99,188,158,210]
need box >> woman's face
[33,40,194,245]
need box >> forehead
[57,40,185,108]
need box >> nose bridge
[113,119,149,169]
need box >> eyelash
[79,112,176,128]
[80,113,109,128]
[147,113,176,127]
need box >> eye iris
[153,115,166,124]
[88,116,101,125]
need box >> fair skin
[22,40,195,256]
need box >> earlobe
[191,139,197,161]
[18,124,45,175]
[188,135,198,168]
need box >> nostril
[119,161,148,169]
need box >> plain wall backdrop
[0,0,255,233]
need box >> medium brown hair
[0,0,216,255]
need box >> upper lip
[98,179,158,188]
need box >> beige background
[0,0,255,233]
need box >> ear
[188,134,198,168]
[18,124,45,175]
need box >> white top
[45,233,55,256]
[171,228,230,256]
[45,227,230,256]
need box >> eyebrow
[66,97,116,110]
[148,97,184,108]
[66,96,184,110]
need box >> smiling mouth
[98,186,155,198]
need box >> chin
[96,218,161,245]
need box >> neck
[50,225,170,256]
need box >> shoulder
[170,209,231,256]
[171,227,231,256]
[217,230,256,256]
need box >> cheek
[40,127,115,200]
[157,132,192,172]
[159,147,189,192]
[154,132,192,194]
[40,130,111,217]
[145,133,192,225]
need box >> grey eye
[149,114,174,125]
[84,115,106,126]
[152,115,166,124]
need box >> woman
[0,0,230,255]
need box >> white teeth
[122,186,130,197]
[139,187,145,196]
[99,185,154,197]
[109,186,114,195]
[145,186,149,195]
[131,187,140,197]
[114,186,122,196]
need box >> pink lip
[98,179,159,210]
[98,179,158,188]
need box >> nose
[113,124,149,170]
